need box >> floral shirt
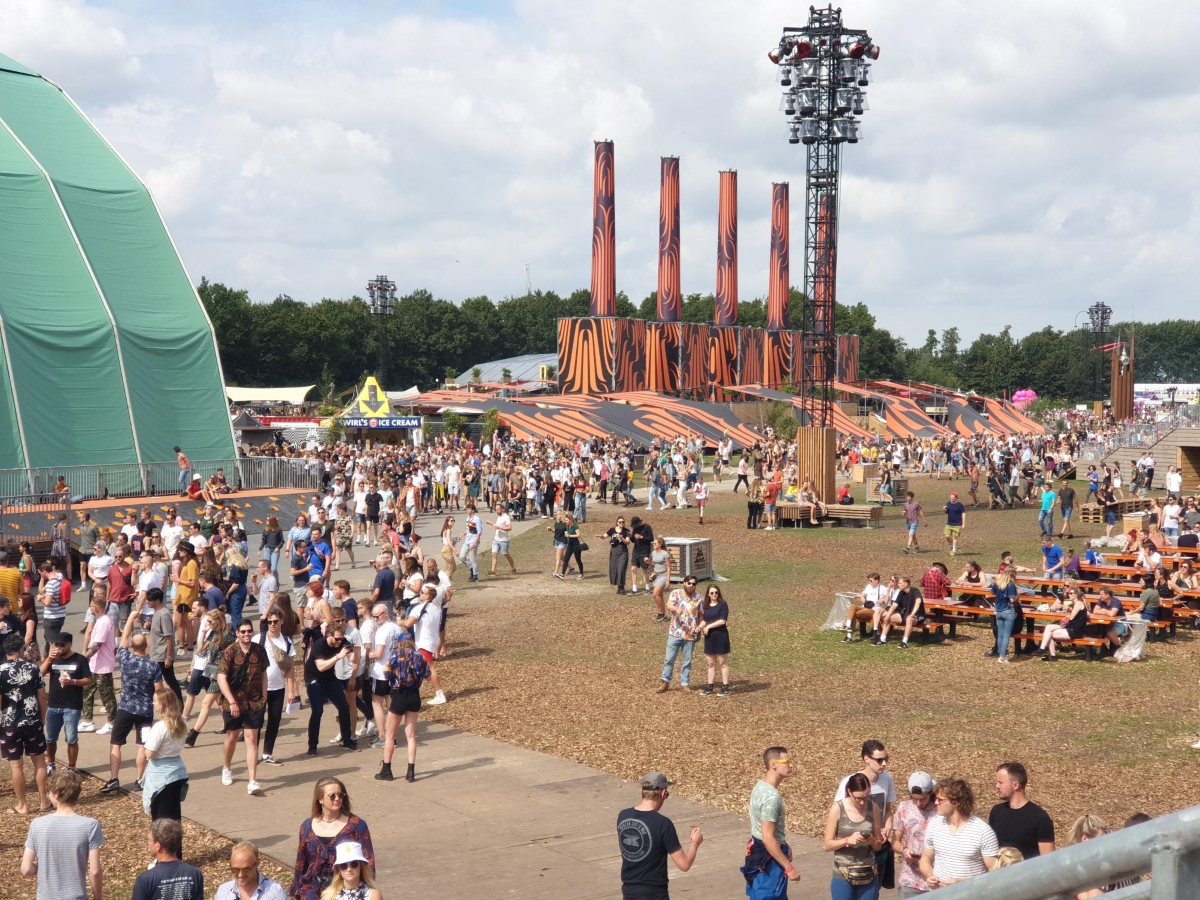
[893,798,936,892]
[667,588,702,641]
[289,816,374,900]
[0,658,42,728]
[218,642,268,712]
[116,647,162,718]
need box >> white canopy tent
[226,385,316,405]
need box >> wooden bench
[1046,636,1108,661]
[779,503,883,528]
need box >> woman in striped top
[919,777,999,888]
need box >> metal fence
[933,802,1200,900]
[0,458,322,502]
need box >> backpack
[60,579,72,606]
[384,640,430,690]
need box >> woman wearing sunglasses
[824,772,884,899]
[290,777,374,900]
[320,841,381,900]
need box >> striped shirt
[24,814,105,900]
[925,814,999,881]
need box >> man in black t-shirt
[132,819,203,900]
[629,518,654,595]
[40,630,92,773]
[1056,480,1076,540]
[1178,522,1200,550]
[989,762,1055,859]
[617,771,702,900]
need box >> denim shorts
[554,541,567,549]
[45,707,81,744]
[907,522,918,536]
[492,539,510,555]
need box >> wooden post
[795,425,836,505]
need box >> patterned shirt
[749,779,786,842]
[218,642,268,712]
[920,568,951,601]
[0,657,43,729]
[667,588,702,641]
[116,647,162,718]
[893,798,936,892]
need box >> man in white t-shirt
[834,739,897,832]
[367,607,401,748]
[251,615,294,765]
[843,574,888,641]
[1164,466,1184,500]
[399,585,446,705]
[352,489,368,544]
[160,518,184,562]
[445,462,461,510]
[488,505,516,577]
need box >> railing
[0,458,322,502]
[0,493,71,543]
[934,802,1200,900]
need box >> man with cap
[943,492,966,557]
[742,746,801,897]
[39,628,92,775]
[617,771,702,900]
[891,772,937,898]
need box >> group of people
[621,739,1151,900]
[18,769,383,899]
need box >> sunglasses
[267,619,281,625]
[335,861,361,871]
[238,629,254,635]
[869,755,889,763]
[325,791,345,801]
[230,865,257,876]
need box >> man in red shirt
[762,478,781,531]
[919,562,951,603]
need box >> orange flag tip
[45,514,55,520]
[270,506,279,511]
[72,528,81,535]
[7,523,17,530]
[253,519,263,525]
[153,515,163,521]
[269,496,280,501]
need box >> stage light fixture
[797,88,817,116]
[789,123,801,144]
[781,92,797,115]
[857,62,871,87]
[840,59,858,83]
[779,65,792,86]
[847,119,860,143]
[800,120,819,144]
[797,59,820,83]
[835,88,853,113]
[851,90,866,115]
[768,46,784,63]
[830,118,851,143]
[792,36,813,59]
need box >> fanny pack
[837,863,877,886]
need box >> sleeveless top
[832,802,875,872]
[1066,603,1088,639]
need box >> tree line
[198,278,1200,402]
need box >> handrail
[932,802,1200,900]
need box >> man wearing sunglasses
[656,577,702,693]
[213,840,286,900]
[217,622,269,795]
[742,747,801,897]
[834,740,897,838]
[617,771,702,900]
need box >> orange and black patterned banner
[678,321,709,390]
[812,193,836,333]
[714,170,738,325]
[738,326,765,386]
[657,157,681,322]
[557,317,615,394]
[707,325,738,390]
[645,322,680,394]
[590,141,616,317]
[613,317,648,393]
[836,334,860,383]
[767,182,790,330]
[764,330,792,388]
[790,330,806,384]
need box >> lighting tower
[1087,301,1112,398]
[770,6,878,425]
[366,275,397,386]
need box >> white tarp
[226,385,316,405]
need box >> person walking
[602,516,632,594]
[102,597,162,793]
[742,747,802,897]
[214,841,287,900]
[301,616,356,756]
[617,772,702,900]
[253,612,296,766]
[902,492,927,554]
[321,842,381,900]
[290,778,375,900]
[374,631,430,783]
[79,593,117,734]
[217,619,269,794]
[1056,479,1076,540]
[943,493,966,557]
[700,585,730,696]
[656,576,701,693]
[174,447,191,497]
[458,506,482,583]
[487,503,517,577]
[988,571,1019,665]
[20,769,104,900]
[145,587,182,702]
[0,631,49,814]
[649,538,672,622]
[142,687,189,822]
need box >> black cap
[46,627,72,645]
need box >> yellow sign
[348,376,390,417]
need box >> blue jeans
[178,468,189,494]
[661,636,696,686]
[830,876,880,900]
[45,707,81,744]
[575,493,587,523]
[228,585,247,629]
[1038,509,1054,534]
[995,607,1016,659]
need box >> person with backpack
[374,628,430,783]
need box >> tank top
[1066,603,1088,639]
[832,801,875,872]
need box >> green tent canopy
[0,53,234,469]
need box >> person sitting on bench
[874,576,925,649]
[843,573,887,642]
[798,479,828,525]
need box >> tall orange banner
[714,170,738,325]
[657,157,681,322]
[812,193,836,333]
[590,141,616,317]
[767,183,789,330]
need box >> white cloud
[3,0,1200,343]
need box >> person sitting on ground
[214,468,235,495]
[837,483,853,505]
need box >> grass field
[431,473,1200,839]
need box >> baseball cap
[47,627,72,645]
[908,771,935,794]
[309,573,324,583]
[641,772,675,790]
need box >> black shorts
[222,707,265,732]
[111,710,154,746]
[389,686,421,715]
[367,515,380,524]
[0,724,47,760]
[372,678,391,697]
[186,671,211,696]
[439,606,447,633]
[176,603,190,615]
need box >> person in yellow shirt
[172,544,200,652]
[0,549,22,605]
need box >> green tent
[0,53,234,470]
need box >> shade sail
[227,385,316,405]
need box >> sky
[4,0,1199,344]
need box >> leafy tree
[481,407,501,442]
[442,409,467,435]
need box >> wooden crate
[852,462,879,484]
[664,537,713,582]
[865,476,908,501]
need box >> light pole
[770,6,878,425]
[366,275,397,387]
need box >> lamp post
[366,275,397,387]
[770,6,878,425]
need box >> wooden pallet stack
[1078,497,1152,524]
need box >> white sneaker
[356,723,368,737]
[366,721,377,736]
[96,723,113,735]
[1192,738,1200,750]
[328,735,342,744]
[78,721,96,733]
[247,780,262,795]
[427,691,447,706]
[221,768,233,786]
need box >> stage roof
[227,385,316,405]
